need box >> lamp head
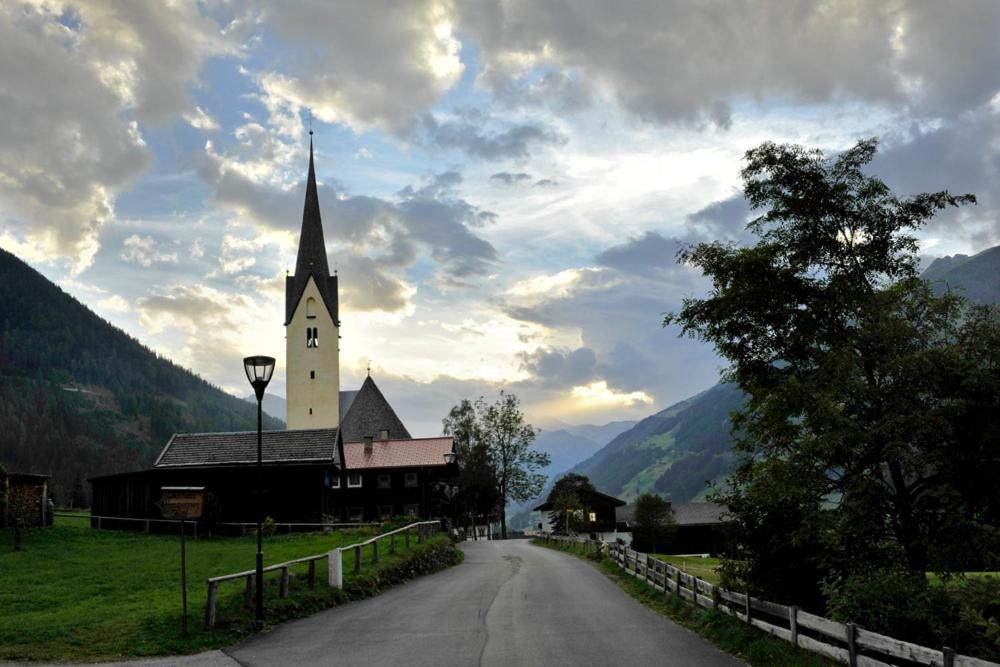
[443,451,457,465]
[244,355,275,401]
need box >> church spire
[294,134,330,279]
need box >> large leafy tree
[667,138,1000,605]
[442,400,500,532]
[545,473,596,533]
[443,393,550,538]
[631,493,676,554]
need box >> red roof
[343,437,454,470]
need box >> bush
[260,516,277,537]
[824,570,1000,661]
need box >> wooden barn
[616,501,728,555]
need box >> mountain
[567,383,745,502]
[543,243,1000,509]
[922,245,1000,305]
[533,420,636,478]
[0,248,284,504]
[244,393,288,423]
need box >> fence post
[943,647,955,667]
[280,567,290,598]
[204,581,218,629]
[846,622,857,667]
[328,549,343,588]
[354,545,362,574]
[308,560,316,588]
[789,606,798,646]
[418,525,424,543]
[676,569,682,598]
[744,592,751,623]
[244,574,254,609]
[372,539,379,564]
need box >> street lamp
[243,355,274,631]
[441,451,459,535]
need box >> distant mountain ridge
[0,248,284,503]
[540,243,1000,509]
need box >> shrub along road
[227,539,743,666]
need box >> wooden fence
[204,520,440,629]
[541,535,998,667]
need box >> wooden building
[533,488,626,539]
[615,501,727,554]
[3,471,51,528]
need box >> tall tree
[667,138,1000,605]
[546,473,596,533]
[631,493,676,554]
[442,400,499,532]
[479,392,550,539]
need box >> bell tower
[285,136,340,429]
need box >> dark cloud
[595,231,687,279]
[685,195,753,244]
[461,1,1000,127]
[534,178,559,188]
[517,346,598,388]
[418,112,565,160]
[490,172,532,186]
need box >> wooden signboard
[159,487,205,520]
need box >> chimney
[364,436,373,454]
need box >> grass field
[652,555,723,585]
[0,516,454,662]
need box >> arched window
[306,297,316,319]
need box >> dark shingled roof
[533,488,626,512]
[339,375,411,443]
[153,428,342,468]
[285,139,339,326]
[615,501,727,527]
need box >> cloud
[533,178,559,188]
[0,1,235,274]
[595,231,687,279]
[418,112,565,160]
[184,106,220,131]
[490,172,532,186]
[684,194,753,244]
[461,1,1000,127]
[120,234,179,267]
[257,1,463,135]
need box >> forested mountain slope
[556,243,1000,505]
[0,249,283,503]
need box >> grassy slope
[652,555,723,585]
[534,539,835,667]
[0,518,456,662]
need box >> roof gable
[154,427,342,468]
[339,375,411,442]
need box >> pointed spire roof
[285,135,339,325]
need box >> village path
[225,538,744,666]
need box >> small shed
[3,472,51,528]
[534,488,626,537]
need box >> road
[227,539,744,667]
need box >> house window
[347,473,362,488]
[306,297,316,318]
[379,429,389,440]
[403,504,419,517]
[378,505,393,519]
[307,327,319,348]
[378,474,391,489]
[328,473,341,489]
[588,512,597,522]
[404,472,418,488]
[347,507,363,522]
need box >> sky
[1,1,999,436]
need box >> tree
[442,400,499,533]
[546,473,596,533]
[666,138,1000,604]
[631,493,676,554]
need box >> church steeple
[294,137,330,279]
[284,132,341,431]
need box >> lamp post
[243,355,275,631]
[442,451,458,535]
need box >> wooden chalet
[533,488,626,537]
[616,501,728,554]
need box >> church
[90,140,457,530]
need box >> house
[533,488,626,541]
[89,138,456,530]
[3,471,51,528]
[615,501,728,554]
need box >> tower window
[309,408,313,415]
[307,327,319,347]
[306,297,316,319]
[310,370,315,379]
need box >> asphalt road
[227,539,744,667]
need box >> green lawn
[0,518,454,662]
[652,555,723,585]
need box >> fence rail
[540,534,998,667]
[204,520,440,629]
